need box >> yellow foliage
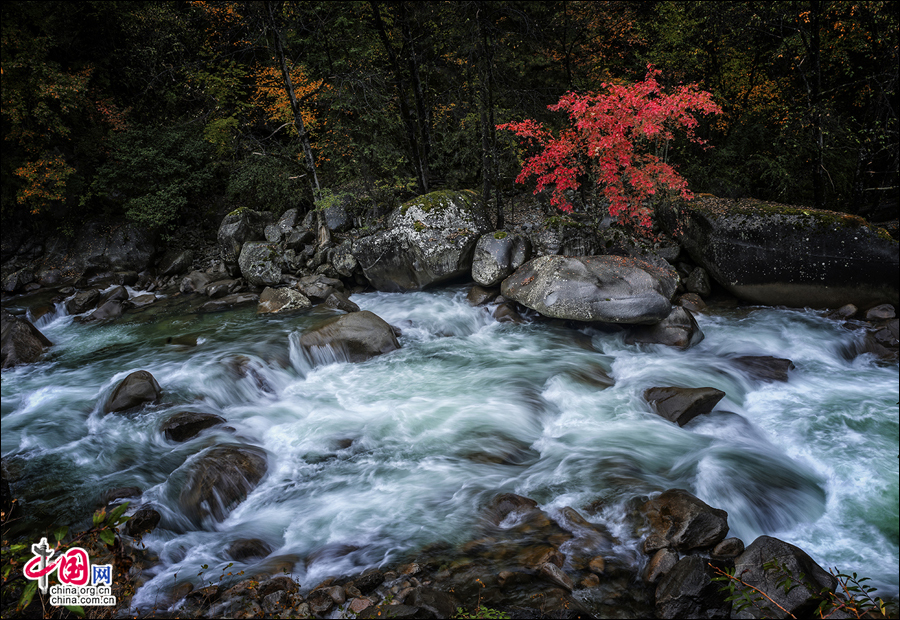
[14,155,76,214]
[251,64,323,132]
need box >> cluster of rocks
[3,189,898,368]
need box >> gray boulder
[627,306,705,349]
[500,255,677,324]
[731,536,837,619]
[640,489,729,552]
[104,370,162,413]
[352,190,490,291]
[471,231,532,287]
[217,208,272,276]
[660,197,899,308]
[238,241,283,287]
[644,386,726,426]
[179,445,268,523]
[299,311,400,363]
[1,309,52,369]
[257,287,312,315]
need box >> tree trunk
[268,1,320,198]
[371,1,427,195]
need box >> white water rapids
[2,286,897,613]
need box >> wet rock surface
[178,445,268,523]
[644,386,727,426]
[1,308,52,368]
[501,255,677,324]
[104,370,162,413]
[299,310,401,363]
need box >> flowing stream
[2,286,898,613]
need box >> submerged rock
[732,356,794,382]
[501,255,677,324]
[299,310,400,363]
[627,306,705,349]
[644,386,726,426]
[104,370,161,413]
[179,445,268,523]
[162,411,226,442]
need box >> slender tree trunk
[371,1,427,195]
[477,8,502,228]
[268,1,320,197]
[267,1,328,246]
[400,2,430,192]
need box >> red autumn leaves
[498,65,721,231]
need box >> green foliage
[710,560,897,619]
[453,606,511,619]
[1,501,131,617]
[89,125,218,229]
[226,151,309,214]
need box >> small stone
[643,548,679,583]
[581,573,601,588]
[712,537,745,559]
[539,562,574,591]
[866,304,896,321]
[588,556,606,574]
[349,597,373,613]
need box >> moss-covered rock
[353,190,490,291]
[660,196,899,308]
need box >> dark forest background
[2,0,897,235]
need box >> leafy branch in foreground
[710,560,895,619]
[1,500,131,617]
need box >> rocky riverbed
[2,192,898,618]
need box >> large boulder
[640,489,729,552]
[352,190,490,291]
[104,370,162,413]
[299,311,400,363]
[500,255,678,324]
[471,231,532,287]
[179,445,268,523]
[238,241,283,287]
[1,309,52,369]
[731,536,837,619]
[217,208,273,276]
[661,196,899,308]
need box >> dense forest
[2,0,897,236]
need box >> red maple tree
[498,65,721,231]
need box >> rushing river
[2,285,898,612]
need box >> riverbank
[2,193,898,618]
